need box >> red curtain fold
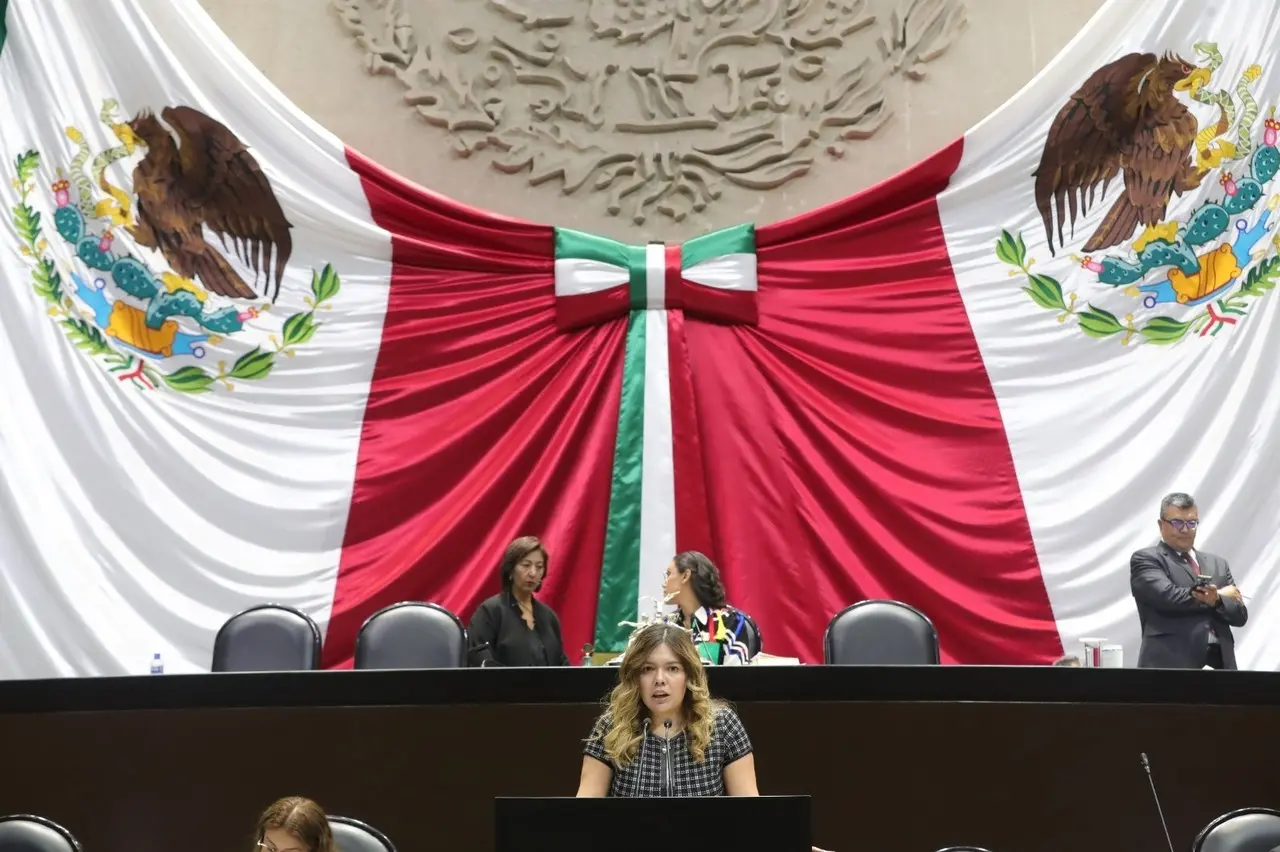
[330,141,1063,669]
[697,141,1063,664]
[668,308,716,558]
[327,149,622,668]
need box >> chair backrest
[211,604,322,672]
[354,602,467,670]
[736,610,763,659]
[328,816,397,852]
[0,816,81,852]
[935,847,993,852]
[823,600,940,665]
[1194,808,1280,852]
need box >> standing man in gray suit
[1130,493,1248,669]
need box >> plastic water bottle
[149,652,164,675]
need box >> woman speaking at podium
[575,624,833,851]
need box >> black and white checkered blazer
[583,704,753,797]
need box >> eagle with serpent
[997,43,1280,345]
[11,100,340,392]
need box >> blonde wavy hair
[596,623,718,765]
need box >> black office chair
[328,816,397,852]
[1193,808,1280,852]
[935,847,993,852]
[0,816,82,852]
[211,603,323,672]
[354,601,467,669]
[733,609,763,659]
[823,599,940,665]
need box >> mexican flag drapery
[2,0,1278,677]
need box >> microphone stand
[1141,753,1176,852]
[661,719,674,797]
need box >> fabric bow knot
[553,223,758,331]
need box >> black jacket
[467,592,570,667]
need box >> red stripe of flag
[686,140,1062,664]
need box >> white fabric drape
[941,0,1280,668]
[0,0,392,677]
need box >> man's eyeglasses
[258,843,305,852]
[1161,518,1199,531]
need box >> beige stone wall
[200,0,1104,241]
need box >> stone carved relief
[333,0,967,225]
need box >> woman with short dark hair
[467,535,570,667]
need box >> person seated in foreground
[575,623,834,852]
[1052,655,1081,667]
[252,797,334,852]
[663,550,757,664]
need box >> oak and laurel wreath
[996,229,1280,345]
[11,150,339,392]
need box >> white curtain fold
[0,0,393,677]
[941,0,1280,668]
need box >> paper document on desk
[751,654,802,666]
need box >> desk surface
[1,663,1278,713]
[3,666,1280,852]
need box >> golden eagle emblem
[128,106,293,301]
[1034,52,1205,255]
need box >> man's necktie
[1187,551,1218,639]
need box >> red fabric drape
[668,308,715,557]
[695,141,1063,664]
[331,141,1063,669]
[327,149,623,667]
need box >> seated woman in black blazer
[468,535,570,667]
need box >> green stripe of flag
[554,227,628,267]
[554,226,647,309]
[626,245,647,310]
[682,223,754,270]
[0,0,10,54]
[594,309,647,650]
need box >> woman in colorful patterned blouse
[662,550,758,665]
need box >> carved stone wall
[331,0,967,229]
[201,0,1105,241]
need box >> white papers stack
[751,654,802,666]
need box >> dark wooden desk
[1,666,1277,852]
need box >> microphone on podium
[662,719,674,797]
[1140,753,1176,852]
[632,718,651,798]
